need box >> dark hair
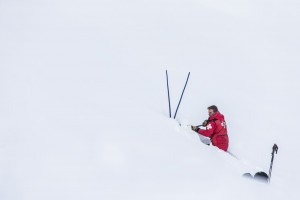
[207,105,218,112]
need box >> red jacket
[198,112,229,151]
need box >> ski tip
[242,172,269,184]
[242,173,253,179]
[254,172,269,183]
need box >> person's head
[208,105,218,117]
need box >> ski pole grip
[273,144,278,154]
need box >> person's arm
[197,122,215,138]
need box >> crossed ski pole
[165,70,190,120]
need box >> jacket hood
[209,112,225,121]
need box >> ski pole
[173,72,190,119]
[166,70,172,118]
[179,124,204,127]
[268,144,279,183]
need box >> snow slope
[1,0,300,199]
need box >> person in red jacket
[191,105,229,151]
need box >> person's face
[208,109,215,117]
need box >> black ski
[173,72,190,119]
[165,70,172,118]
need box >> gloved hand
[191,126,199,132]
[202,120,208,126]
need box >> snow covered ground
[1,0,300,199]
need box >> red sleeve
[197,122,215,138]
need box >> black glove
[191,126,199,132]
[202,120,208,126]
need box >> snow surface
[0,0,300,199]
